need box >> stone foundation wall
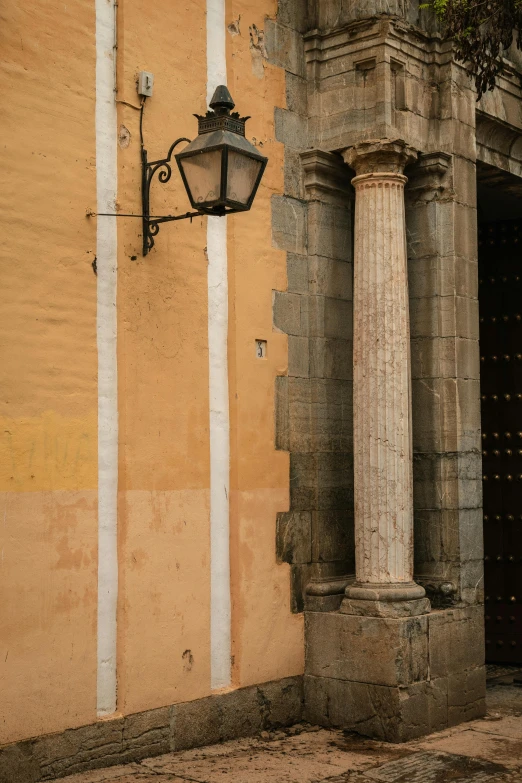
[0,677,303,783]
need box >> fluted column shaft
[341,140,430,618]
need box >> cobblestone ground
[56,671,522,783]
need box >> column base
[341,582,431,617]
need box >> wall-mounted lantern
[141,85,267,255]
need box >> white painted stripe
[95,0,118,716]
[207,0,231,690]
[206,0,227,104]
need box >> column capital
[342,138,417,177]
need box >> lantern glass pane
[180,149,222,205]
[226,151,262,205]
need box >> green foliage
[422,0,522,97]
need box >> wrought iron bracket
[141,137,198,256]
[89,133,245,257]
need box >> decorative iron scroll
[141,137,194,256]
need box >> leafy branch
[421,0,522,97]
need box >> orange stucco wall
[226,0,304,685]
[0,0,302,746]
[0,0,98,743]
[114,0,212,717]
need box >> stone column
[341,139,430,618]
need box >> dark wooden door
[480,219,522,664]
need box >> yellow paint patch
[0,411,97,492]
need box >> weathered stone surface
[309,337,352,380]
[411,376,481,454]
[265,0,511,746]
[286,377,313,451]
[273,290,303,336]
[36,718,126,781]
[303,603,487,741]
[343,142,425,613]
[288,335,310,377]
[458,559,485,605]
[0,743,40,783]
[285,72,308,116]
[412,452,482,512]
[313,0,418,30]
[275,107,308,150]
[286,253,309,294]
[428,606,485,679]
[448,666,486,714]
[306,613,429,687]
[272,0,491,743]
[276,510,312,564]
[122,707,171,763]
[408,255,478,301]
[312,509,354,564]
[285,146,304,199]
[271,195,307,254]
[414,508,484,573]
[410,337,480,381]
[307,202,351,261]
[0,678,304,783]
[304,667,484,744]
[304,592,345,612]
[258,677,304,727]
[291,564,312,613]
[39,683,522,781]
[309,379,353,451]
[409,295,479,341]
[341,596,431,618]
[308,256,352,300]
[308,296,352,339]
[265,19,305,77]
[171,692,252,752]
[277,0,311,34]
[275,375,290,451]
[304,675,434,743]
[452,155,478,208]
[425,677,450,733]
[292,562,351,613]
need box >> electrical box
[137,71,154,97]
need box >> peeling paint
[118,124,131,148]
[227,16,240,36]
[249,24,267,79]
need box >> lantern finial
[209,85,235,114]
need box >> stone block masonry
[0,677,303,783]
[268,0,520,745]
[304,606,485,742]
[269,4,356,615]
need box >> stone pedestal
[304,606,486,742]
